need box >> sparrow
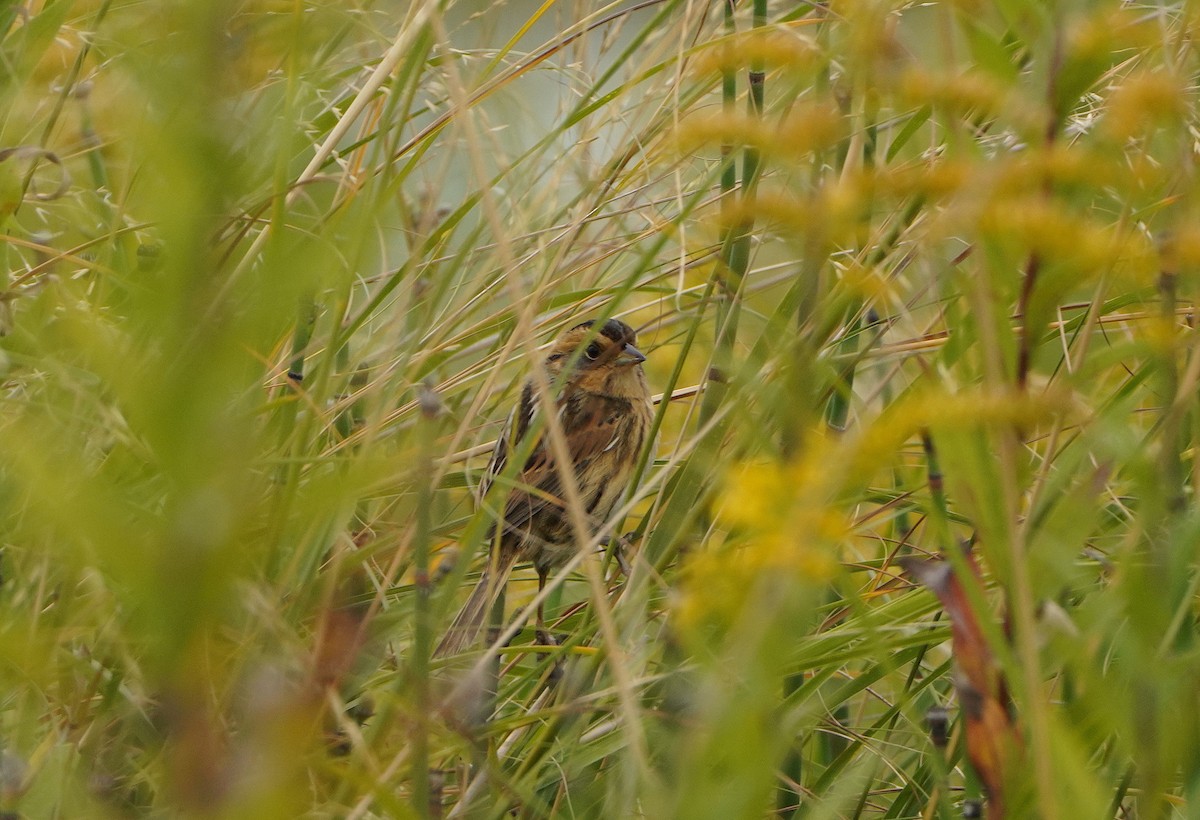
[435,318,653,657]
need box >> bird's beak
[617,342,646,365]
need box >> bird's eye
[585,342,602,360]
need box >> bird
[435,318,653,657]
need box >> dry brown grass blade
[900,552,1024,818]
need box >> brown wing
[493,390,624,538]
[478,381,534,502]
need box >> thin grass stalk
[376,27,437,202]
[823,153,892,436]
[409,383,444,816]
[1108,766,1135,819]
[19,1,112,203]
[994,301,1054,818]
[792,0,834,341]
[270,284,357,587]
[719,0,737,218]
[633,277,719,547]
[778,7,837,796]
[333,339,354,442]
[699,0,748,429]
[1191,309,1200,518]
[0,4,20,42]
[1157,269,1184,517]
[822,315,855,434]
[999,21,1077,815]
[908,645,958,818]
[78,89,110,199]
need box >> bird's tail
[434,551,517,658]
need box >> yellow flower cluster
[674,387,1072,638]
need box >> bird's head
[543,318,648,399]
